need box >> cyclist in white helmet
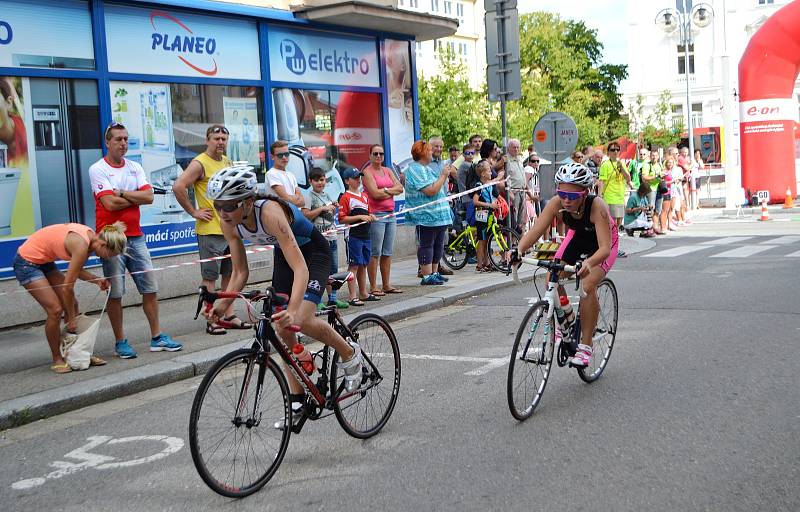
[511,162,619,367]
[204,165,364,429]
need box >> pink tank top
[18,223,92,264]
[365,166,395,213]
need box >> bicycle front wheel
[507,301,556,420]
[577,278,618,383]
[189,348,290,498]
[441,234,469,270]
[490,227,520,272]
[332,313,401,439]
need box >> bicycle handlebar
[511,255,581,290]
[194,285,300,332]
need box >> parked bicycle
[188,272,401,497]
[441,214,520,272]
[506,257,618,421]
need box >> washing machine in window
[0,168,21,236]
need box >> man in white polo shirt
[89,122,182,359]
[266,140,305,207]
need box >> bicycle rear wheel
[490,227,520,272]
[441,233,470,270]
[331,313,401,438]
[189,348,290,498]
[577,278,618,383]
[507,301,556,420]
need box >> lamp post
[655,1,713,159]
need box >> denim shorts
[13,253,59,286]
[347,236,371,266]
[369,214,396,258]
[102,235,158,299]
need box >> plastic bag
[61,291,108,370]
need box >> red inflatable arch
[738,0,800,204]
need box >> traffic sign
[485,1,521,102]
[532,112,579,162]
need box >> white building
[623,0,800,171]
[399,0,487,89]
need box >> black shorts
[558,236,598,266]
[272,229,331,305]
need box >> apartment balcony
[671,113,704,130]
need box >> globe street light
[655,1,714,160]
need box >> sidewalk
[688,204,800,223]
[0,237,653,430]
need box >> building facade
[0,0,455,318]
[398,0,486,89]
[623,0,800,176]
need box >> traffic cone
[784,187,794,209]
[759,200,770,221]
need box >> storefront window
[272,88,382,196]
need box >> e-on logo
[0,21,12,45]
[279,39,370,77]
[149,11,218,76]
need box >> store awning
[292,1,459,41]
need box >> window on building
[758,0,774,5]
[447,41,455,53]
[456,2,465,24]
[677,44,695,74]
[458,42,468,58]
[444,1,452,15]
[408,0,418,7]
[399,0,404,5]
[431,0,439,12]
[415,41,423,57]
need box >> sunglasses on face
[210,126,229,135]
[464,151,475,156]
[608,148,620,152]
[372,152,384,156]
[531,159,540,163]
[556,189,588,201]
[274,151,290,159]
[214,200,243,213]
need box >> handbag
[61,290,109,370]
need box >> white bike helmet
[555,162,595,189]
[206,165,257,201]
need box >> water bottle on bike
[558,295,575,332]
[292,344,315,375]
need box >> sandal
[349,298,365,307]
[370,290,386,297]
[382,287,404,294]
[51,363,72,374]
[361,294,381,302]
[222,315,253,329]
[89,355,107,366]
[206,323,228,335]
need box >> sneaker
[569,344,593,368]
[438,266,454,276]
[339,341,365,393]
[433,272,449,282]
[150,333,183,352]
[334,299,349,309]
[467,256,478,264]
[274,403,304,431]
[420,274,444,285]
[115,339,137,359]
[617,249,627,258]
[317,302,326,311]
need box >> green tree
[417,48,487,148]
[628,90,683,149]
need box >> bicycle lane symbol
[11,435,184,490]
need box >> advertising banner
[0,0,94,69]
[268,27,379,87]
[223,97,260,166]
[104,5,261,80]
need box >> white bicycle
[506,257,619,421]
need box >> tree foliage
[417,11,629,149]
[628,91,683,149]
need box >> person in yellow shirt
[597,143,632,229]
[173,124,251,334]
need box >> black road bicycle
[188,272,401,497]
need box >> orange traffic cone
[784,187,794,209]
[759,200,770,221]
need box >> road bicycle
[506,257,618,421]
[188,272,401,498]
[440,214,520,272]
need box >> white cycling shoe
[338,341,365,393]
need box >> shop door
[29,78,101,227]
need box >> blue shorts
[369,215,396,258]
[347,236,371,266]
[328,238,339,275]
[102,235,158,299]
[13,253,59,286]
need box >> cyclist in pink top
[13,222,127,373]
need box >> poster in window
[384,39,415,170]
[140,85,173,152]
[223,97,260,166]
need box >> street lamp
[655,1,714,159]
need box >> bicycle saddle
[328,271,354,291]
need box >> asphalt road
[1,221,798,511]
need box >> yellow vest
[192,152,232,235]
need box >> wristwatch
[119,190,124,198]
[383,187,390,195]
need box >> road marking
[11,435,184,490]
[699,236,753,245]
[375,352,508,375]
[761,235,800,245]
[710,245,777,258]
[786,250,800,257]
[643,246,710,257]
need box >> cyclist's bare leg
[577,266,606,347]
[277,300,355,394]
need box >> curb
[0,269,540,431]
